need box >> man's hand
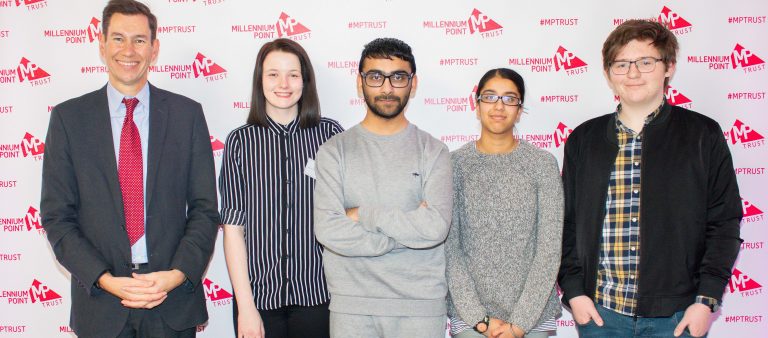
[568,295,604,326]
[674,303,713,337]
[345,207,359,222]
[97,272,166,309]
[123,269,186,308]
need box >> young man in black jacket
[558,19,742,338]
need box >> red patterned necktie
[119,97,144,246]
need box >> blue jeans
[576,305,706,338]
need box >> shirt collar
[107,82,150,118]
[265,114,300,135]
[614,99,665,133]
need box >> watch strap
[695,295,719,312]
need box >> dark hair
[247,38,321,128]
[476,68,526,105]
[102,0,158,41]
[603,19,678,86]
[358,38,416,74]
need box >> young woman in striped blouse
[220,38,343,338]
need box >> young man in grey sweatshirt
[314,38,453,338]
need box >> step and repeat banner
[1,0,766,337]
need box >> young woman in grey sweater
[446,68,564,338]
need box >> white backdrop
[1,0,766,337]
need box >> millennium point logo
[424,8,503,38]
[25,206,42,232]
[16,57,51,86]
[467,8,503,37]
[231,22,277,39]
[554,122,573,148]
[553,46,588,75]
[727,119,765,149]
[515,122,572,149]
[741,198,764,224]
[509,46,587,75]
[657,6,692,35]
[423,86,477,113]
[13,0,47,11]
[210,136,224,157]
[203,278,232,307]
[469,85,478,111]
[29,279,62,307]
[0,132,45,161]
[1,205,44,234]
[21,132,44,160]
[276,12,311,40]
[326,60,359,76]
[665,86,692,109]
[731,44,765,73]
[729,268,763,297]
[688,44,765,73]
[43,17,100,44]
[192,53,227,82]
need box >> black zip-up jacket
[558,103,743,317]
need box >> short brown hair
[602,19,678,72]
[102,0,158,41]
[247,39,321,128]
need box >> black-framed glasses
[360,71,414,88]
[477,94,522,107]
[609,57,664,75]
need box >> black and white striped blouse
[219,116,343,309]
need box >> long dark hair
[247,38,321,128]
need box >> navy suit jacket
[41,83,220,337]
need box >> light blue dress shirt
[106,82,149,264]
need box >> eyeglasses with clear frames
[477,94,522,107]
[360,71,414,88]
[609,57,664,75]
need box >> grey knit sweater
[314,123,453,317]
[446,140,563,332]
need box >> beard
[363,91,411,120]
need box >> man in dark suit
[41,1,219,337]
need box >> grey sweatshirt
[314,123,453,317]
[446,141,563,332]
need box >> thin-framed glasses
[477,94,522,107]
[609,57,663,75]
[360,71,414,88]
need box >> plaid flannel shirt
[594,103,661,316]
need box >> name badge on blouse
[304,158,316,179]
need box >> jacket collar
[604,100,672,145]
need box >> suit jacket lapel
[146,84,168,210]
[91,85,126,219]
